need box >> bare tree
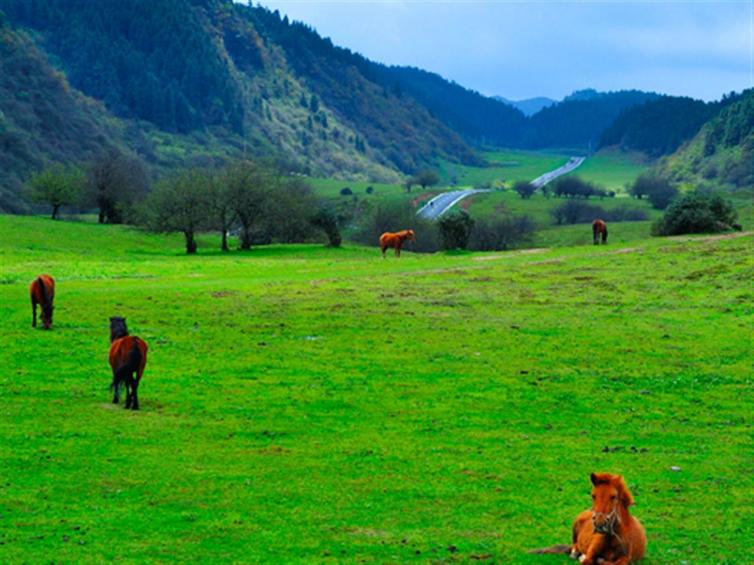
[86,149,149,223]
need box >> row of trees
[145,161,340,253]
[26,154,342,254]
[629,173,679,210]
[27,150,149,222]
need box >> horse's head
[110,316,129,342]
[41,304,54,330]
[590,472,634,534]
[404,229,416,242]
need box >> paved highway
[530,156,585,188]
[416,189,490,220]
[416,156,585,220]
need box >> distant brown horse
[109,317,148,410]
[531,473,646,565]
[379,229,416,258]
[30,275,55,329]
[592,219,608,245]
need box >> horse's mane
[110,318,130,341]
[591,473,634,507]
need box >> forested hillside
[599,94,744,156]
[0,0,746,214]
[658,89,753,190]
[0,16,126,211]
[519,90,659,149]
[0,0,481,210]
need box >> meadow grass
[438,150,570,188]
[565,150,649,193]
[464,191,658,226]
[0,215,751,563]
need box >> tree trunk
[51,205,60,220]
[98,209,105,224]
[240,225,252,250]
[220,229,229,252]
[185,231,197,254]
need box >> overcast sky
[251,0,753,102]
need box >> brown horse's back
[592,219,608,244]
[30,274,55,328]
[30,274,55,303]
[109,336,148,380]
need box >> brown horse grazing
[531,473,646,565]
[593,219,608,245]
[379,229,416,258]
[109,317,148,410]
[30,275,55,329]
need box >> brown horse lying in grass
[531,473,646,565]
[379,229,416,258]
[30,274,55,329]
[109,317,148,410]
[593,219,608,245]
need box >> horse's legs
[600,558,629,565]
[395,245,401,258]
[124,377,133,409]
[32,300,37,327]
[381,246,387,258]
[131,380,139,411]
[112,372,120,404]
[602,230,608,244]
[578,534,607,565]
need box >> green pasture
[565,150,649,193]
[309,178,407,200]
[0,216,751,562]
[464,191,658,226]
[438,150,570,188]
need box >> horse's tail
[528,544,572,555]
[36,277,48,307]
[111,340,142,392]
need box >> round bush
[653,190,737,236]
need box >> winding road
[530,156,585,188]
[416,156,585,220]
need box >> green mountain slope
[599,94,744,157]
[0,18,125,212]
[658,89,753,192]
[0,0,481,211]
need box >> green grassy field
[464,191,658,227]
[1,216,751,562]
[438,150,571,188]
[565,150,649,193]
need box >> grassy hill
[0,0,672,214]
[658,89,753,193]
[0,215,751,562]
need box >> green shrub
[310,207,342,247]
[513,180,536,199]
[438,210,474,250]
[653,190,737,235]
[469,215,535,251]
